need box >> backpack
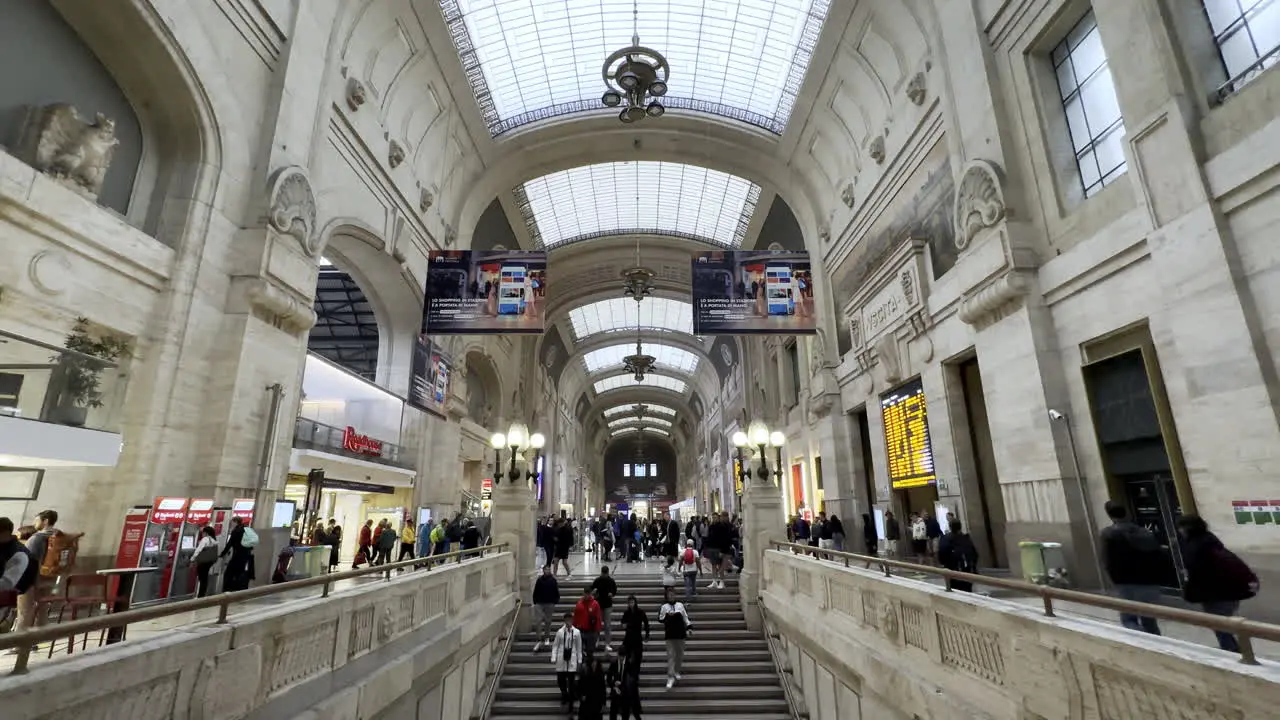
[40,530,82,578]
[1213,545,1260,599]
[682,547,695,566]
[240,527,259,549]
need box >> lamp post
[525,432,546,490]
[769,431,786,486]
[505,422,528,483]
[490,432,506,482]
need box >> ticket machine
[128,497,189,604]
[167,499,214,599]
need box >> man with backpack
[1099,500,1166,635]
[16,510,80,632]
[679,539,699,600]
[221,517,258,592]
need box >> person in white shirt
[658,587,691,689]
[192,526,219,597]
[550,611,583,711]
[678,539,699,600]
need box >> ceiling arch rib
[515,162,761,250]
[440,0,832,137]
[603,403,677,418]
[611,426,672,438]
[569,297,694,342]
[609,416,674,429]
[594,374,688,395]
[583,343,699,376]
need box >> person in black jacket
[607,645,643,720]
[1098,500,1165,635]
[577,656,608,720]
[861,513,878,558]
[591,567,619,652]
[1177,515,1258,652]
[663,512,681,558]
[936,519,979,592]
[555,518,576,577]
[619,595,650,667]
[532,564,561,652]
[829,514,846,552]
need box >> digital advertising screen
[690,250,817,335]
[424,250,547,334]
[880,379,937,489]
[408,334,453,414]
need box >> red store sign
[151,497,190,524]
[343,426,384,456]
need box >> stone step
[490,696,790,716]
[497,684,785,702]
[497,672,781,688]
[507,648,771,663]
[519,630,760,644]
[503,660,779,676]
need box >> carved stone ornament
[906,72,927,106]
[849,317,862,348]
[840,182,855,208]
[346,77,368,112]
[377,606,395,643]
[267,166,320,256]
[875,333,903,385]
[880,601,900,640]
[900,269,915,304]
[391,247,407,265]
[953,159,1007,251]
[443,225,458,247]
[246,278,317,335]
[869,135,886,165]
[818,223,831,244]
[28,250,73,296]
[388,140,406,168]
[809,328,828,377]
[419,186,435,213]
[958,271,1030,327]
[19,103,120,201]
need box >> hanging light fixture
[601,1,670,124]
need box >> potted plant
[49,318,130,427]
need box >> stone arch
[463,349,504,428]
[36,0,222,245]
[317,220,423,393]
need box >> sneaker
[676,673,682,680]
[666,678,675,689]
[605,645,614,653]
[532,641,542,652]
[717,580,726,589]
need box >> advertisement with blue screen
[691,250,816,335]
[424,250,547,334]
[408,334,452,415]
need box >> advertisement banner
[424,250,547,334]
[408,334,453,414]
[691,250,817,335]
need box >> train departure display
[880,379,937,489]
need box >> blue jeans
[1114,584,1163,635]
[1202,600,1241,652]
[684,571,697,600]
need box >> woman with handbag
[192,526,219,597]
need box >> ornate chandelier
[621,266,656,301]
[601,2,669,124]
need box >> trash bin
[1019,541,1071,587]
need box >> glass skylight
[516,163,760,249]
[608,416,674,429]
[569,297,693,341]
[584,343,699,375]
[439,0,833,136]
[604,403,677,418]
[594,374,688,395]
[611,427,638,436]
[610,426,671,437]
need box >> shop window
[1051,10,1127,199]
[1203,0,1280,98]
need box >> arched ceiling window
[439,0,832,137]
[594,374,688,395]
[604,403,677,418]
[569,297,693,341]
[611,426,671,437]
[583,343,699,375]
[515,162,760,249]
[608,416,674,429]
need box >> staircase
[491,571,792,719]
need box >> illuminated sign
[186,498,215,525]
[342,426,384,456]
[231,498,256,523]
[151,497,190,524]
[481,478,493,501]
[733,459,743,496]
[881,379,937,489]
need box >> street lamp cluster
[732,420,786,486]
[489,422,546,486]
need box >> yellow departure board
[881,380,937,489]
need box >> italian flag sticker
[1234,501,1252,525]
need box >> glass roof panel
[440,0,832,136]
[583,343,699,375]
[515,162,761,249]
[611,427,638,436]
[569,298,693,341]
[608,416,674,429]
[609,426,670,437]
[603,403,677,418]
[594,374,688,395]
[643,428,671,436]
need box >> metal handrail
[0,543,509,674]
[757,595,809,720]
[770,540,1277,665]
[471,598,523,720]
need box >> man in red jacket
[573,585,603,663]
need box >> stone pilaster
[738,467,785,631]
[490,476,536,631]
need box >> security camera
[1048,409,1065,421]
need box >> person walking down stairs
[573,585,604,663]
[591,566,618,653]
[551,611,584,714]
[658,586,691,689]
[532,565,560,652]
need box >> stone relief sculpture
[840,182,856,208]
[953,159,1006,250]
[346,78,368,112]
[20,103,120,201]
[906,72,927,106]
[267,166,320,256]
[900,269,915,305]
[849,317,862,348]
[443,224,457,247]
[419,187,435,213]
[246,278,317,334]
[875,333,903,384]
[869,135,886,165]
[818,223,831,244]
[388,140,406,168]
[809,328,828,377]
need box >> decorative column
[738,451,784,631]
[489,463,537,632]
[806,329,861,522]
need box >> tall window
[1052,10,1127,198]
[1204,0,1280,95]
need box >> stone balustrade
[0,552,518,720]
[760,549,1280,720]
